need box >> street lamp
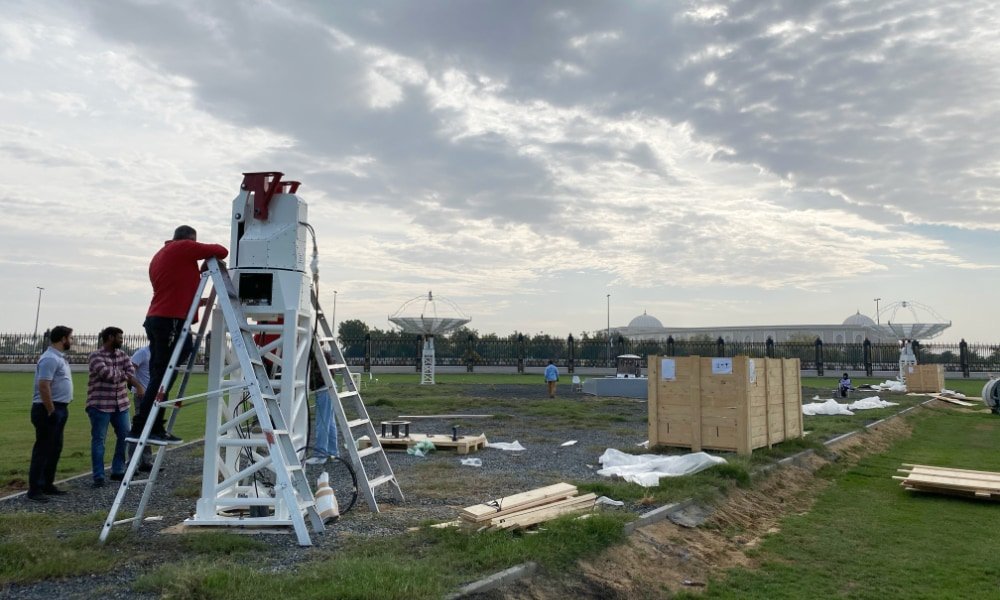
[332,290,338,335]
[33,286,44,349]
[873,297,882,342]
[606,294,611,368]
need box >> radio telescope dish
[878,300,951,340]
[389,292,470,384]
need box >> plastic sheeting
[597,449,727,487]
[802,399,855,416]
[487,440,526,451]
[848,395,898,410]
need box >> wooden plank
[490,494,598,530]
[691,357,702,452]
[930,395,977,407]
[898,473,1000,493]
[461,482,578,522]
[396,414,494,419]
[901,464,1000,479]
[900,467,1000,483]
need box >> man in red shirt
[130,225,228,444]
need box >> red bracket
[240,171,286,221]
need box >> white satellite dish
[388,292,471,384]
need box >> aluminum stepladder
[311,292,404,511]
[101,258,323,545]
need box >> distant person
[839,373,852,398]
[130,225,228,444]
[87,327,145,487]
[306,349,340,465]
[130,343,154,472]
[544,360,559,399]
[28,325,74,502]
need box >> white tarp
[802,399,855,416]
[597,449,727,487]
[848,395,899,410]
[487,440,526,451]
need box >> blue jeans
[313,389,339,458]
[87,405,130,481]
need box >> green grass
[684,407,1000,599]
[134,513,630,600]
[0,372,208,491]
[0,511,119,583]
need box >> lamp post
[873,297,881,342]
[32,286,44,349]
[332,290,338,334]
[606,294,611,369]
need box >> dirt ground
[486,417,914,599]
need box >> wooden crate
[647,356,802,455]
[905,364,945,393]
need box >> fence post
[517,333,525,374]
[912,340,921,363]
[466,333,475,373]
[863,338,873,376]
[364,333,371,373]
[415,336,422,372]
[716,336,725,357]
[567,334,575,374]
[666,335,675,357]
[815,337,824,376]
[765,336,775,358]
[959,339,970,378]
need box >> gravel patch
[2,385,649,598]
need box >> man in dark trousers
[130,225,228,444]
[28,325,74,502]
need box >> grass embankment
[684,405,1000,599]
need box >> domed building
[613,307,950,344]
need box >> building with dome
[614,306,950,344]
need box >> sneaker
[305,456,327,465]
[92,479,106,489]
[26,492,49,503]
[42,485,68,495]
[110,473,125,482]
[149,431,183,444]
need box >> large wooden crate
[906,364,945,393]
[647,356,803,455]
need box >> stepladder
[311,292,404,512]
[101,258,325,545]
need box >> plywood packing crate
[905,364,944,393]
[647,356,803,455]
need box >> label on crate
[711,358,733,375]
[748,359,757,383]
[660,358,676,381]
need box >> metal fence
[3,331,998,377]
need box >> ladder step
[318,336,336,343]
[326,363,348,370]
[346,418,370,429]
[356,446,381,459]
[124,437,169,446]
[368,475,396,489]
[337,390,358,400]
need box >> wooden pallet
[358,433,488,455]
[894,463,1000,500]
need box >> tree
[338,319,370,357]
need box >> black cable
[296,444,359,514]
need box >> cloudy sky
[1,0,998,343]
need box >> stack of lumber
[459,482,597,530]
[894,463,1000,501]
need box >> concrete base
[581,376,648,399]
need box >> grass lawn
[684,406,1000,599]
[0,373,208,491]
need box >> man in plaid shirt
[88,326,145,487]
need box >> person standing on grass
[88,327,145,488]
[128,343,154,471]
[544,360,559,399]
[28,325,74,503]
[306,349,340,465]
[130,225,228,444]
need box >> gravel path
[1,384,649,599]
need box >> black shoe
[110,473,125,482]
[138,462,154,473]
[92,479,106,489]
[26,492,50,503]
[149,431,183,444]
[42,486,68,495]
